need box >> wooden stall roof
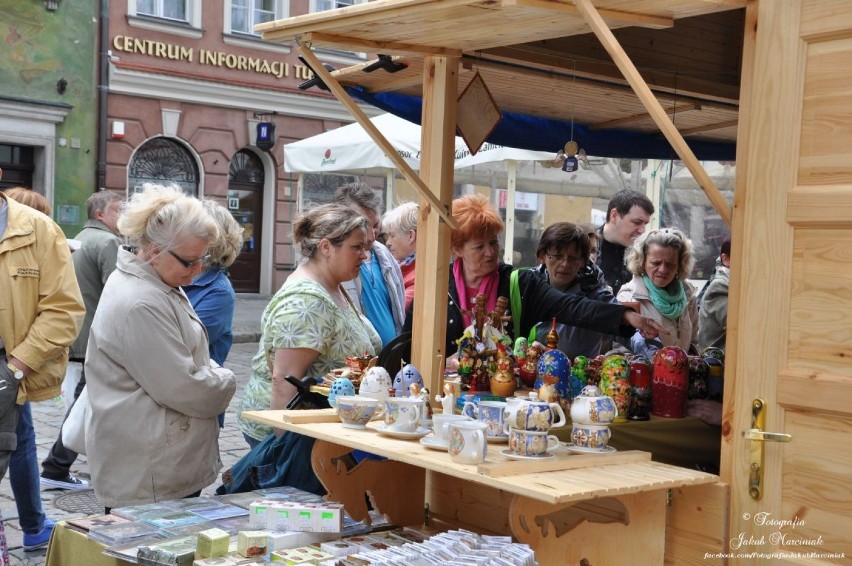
[258,0,746,145]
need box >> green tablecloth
[553,415,721,472]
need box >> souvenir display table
[556,415,722,472]
[242,410,721,564]
[45,524,132,566]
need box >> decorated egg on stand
[359,366,392,403]
[328,377,356,408]
[393,363,424,397]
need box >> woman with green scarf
[616,227,698,358]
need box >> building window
[136,0,188,21]
[231,0,277,35]
[310,0,365,13]
[128,137,199,196]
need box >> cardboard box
[265,502,344,533]
[196,528,230,559]
[236,531,268,558]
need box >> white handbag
[61,385,90,455]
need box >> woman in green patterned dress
[237,204,382,447]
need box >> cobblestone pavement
[0,294,270,565]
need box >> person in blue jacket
[183,199,244,426]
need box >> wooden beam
[573,0,732,226]
[677,119,739,136]
[412,56,459,398]
[297,42,456,229]
[589,102,701,130]
[304,32,461,57]
[513,0,674,29]
[259,0,476,43]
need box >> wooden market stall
[257,1,852,564]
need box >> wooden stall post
[411,55,459,397]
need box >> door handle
[744,398,792,500]
[743,429,792,442]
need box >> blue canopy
[347,88,737,162]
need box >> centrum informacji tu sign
[111,34,316,80]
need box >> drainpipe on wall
[95,0,109,191]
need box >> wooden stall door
[728,1,852,563]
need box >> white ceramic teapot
[570,384,618,425]
[502,392,567,433]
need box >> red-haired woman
[402,194,665,360]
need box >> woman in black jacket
[402,194,665,360]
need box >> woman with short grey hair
[617,227,698,357]
[382,201,419,308]
[85,184,236,510]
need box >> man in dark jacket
[596,190,654,295]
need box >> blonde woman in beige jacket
[85,185,236,510]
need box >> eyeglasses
[545,253,583,265]
[168,250,210,269]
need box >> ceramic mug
[571,423,612,450]
[507,427,560,457]
[432,413,471,445]
[384,397,423,433]
[448,421,488,464]
[462,400,508,438]
[335,396,384,429]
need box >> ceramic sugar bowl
[569,385,618,425]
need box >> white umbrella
[283,113,553,173]
[283,113,555,262]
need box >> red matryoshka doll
[651,346,689,418]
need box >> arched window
[229,149,264,183]
[128,137,199,195]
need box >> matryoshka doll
[627,355,652,421]
[518,343,543,388]
[534,318,572,409]
[489,342,517,398]
[569,355,589,398]
[687,356,709,400]
[598,354,631,423]
[652,346,689,418]
[702,347,725,402]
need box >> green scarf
[642,275,686,320]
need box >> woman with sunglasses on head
[85,184,236,510]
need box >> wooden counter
[242,410,726,564]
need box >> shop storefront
[104,1,377,293]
